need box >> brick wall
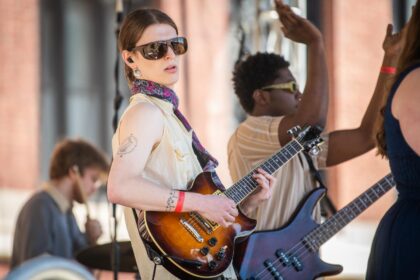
[324,0,395,220]
[0,0,40,190]
[0,0,39,275]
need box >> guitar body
[144,172,257,280]
[234,188,342,280]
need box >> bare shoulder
[392,67,420,155]
[403,67,420,83]
[392,67,420,119]
[118,101,164,145]
[122,101,164,124]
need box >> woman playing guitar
[107,8,276,280]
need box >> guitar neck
[225,139,304,205]
[304,174,395,250]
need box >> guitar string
[166,140,305,276]
[182,140,303,241]
[254,171,363,279]
[165,135,313,274]
[255,204,350,280]
[254,175,393,280]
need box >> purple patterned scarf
[131,79,218,171]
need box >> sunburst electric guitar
[233,174,396,280]
[140,125,324,280]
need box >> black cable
[303,153,337,217]
[151,264,157,280]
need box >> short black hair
[232,53,290,113]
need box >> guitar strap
[302,153,337,217]
[130,208,164,279]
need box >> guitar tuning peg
[309,146,320,156]
[287,125,301,137]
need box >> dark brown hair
[49,139,109,180]
[118,8,178,84]
[376,1,420,157]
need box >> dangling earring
[133,68,141,79]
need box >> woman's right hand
[196,194,238,228]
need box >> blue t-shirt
[11,190,88,268]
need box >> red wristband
[174,191,185,213]
[380,66,396,74]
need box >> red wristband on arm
[381,66,396,74]
[174,191,185,213]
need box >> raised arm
[275,0,329,145]
[326,24,405,166]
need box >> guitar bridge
[180,217,204,243]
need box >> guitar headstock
[288,125,324,155]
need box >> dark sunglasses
[129,37,188,60]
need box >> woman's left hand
[239,168,276,216]
[382,23,406,58]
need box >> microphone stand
[111,1,124,280]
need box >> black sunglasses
[129,37,188,60]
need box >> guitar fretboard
[303,174,395,251]
[225,140,304,204]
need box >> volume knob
[208,237,218,247]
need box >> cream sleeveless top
[112,94,237,279]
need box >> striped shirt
[228,115,329,231]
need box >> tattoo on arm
[117,134,137,158]
[165,190,178,212]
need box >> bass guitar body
[234,188,342,280]
[234,172,395,280]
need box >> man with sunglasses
[228,0,404,232]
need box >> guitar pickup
[291,256,303,272]
[275,249,291,266]
[190,212,213,234]
[180,217,203,243]
[263,259,284,280]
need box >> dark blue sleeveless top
[384,63,420,199]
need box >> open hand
[274,0,322,45]
[382,23,406,57]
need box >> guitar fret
[377,181,386,193]
[363,193,373,204]
[342,207,353,223]
[359,199,368,211]
[368,188,376,198]
[243,184,254,194]
[271,155,284,168]
[263,163,276,174]
[354,200,364,212]
[358,197,367,208]
[290,142,301,153]
[237,187,248,199]
[353,200,363,213]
